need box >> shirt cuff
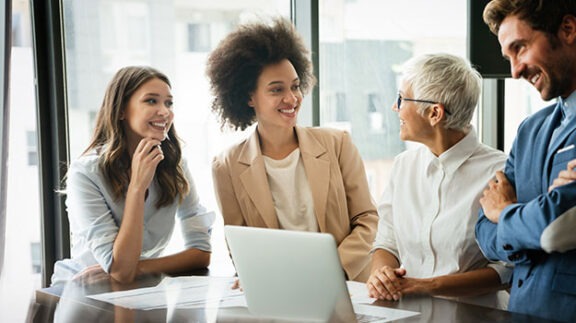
[487,261,514,284]
[181,211,215,252]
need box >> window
[4,3,544,321]
[319,0,468,199]
[62,0,291,278]
[367,93,384,132]
[322,92,349,131]
[12,12,22,45]
[0,1,42,321]
[99,2,150,69]
[503,78,550,153]
[26,130,37,166]
[187,23,211,52]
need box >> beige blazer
[212,126,378,281]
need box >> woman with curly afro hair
[207,17,377,282]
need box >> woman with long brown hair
[51,66,214,285]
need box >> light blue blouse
[51,152,214,285]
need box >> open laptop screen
[224,225,357,322]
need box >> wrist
[136,259,149,277]
[426,277,441,295]
[126,183,147,194]
[127,184,147,199]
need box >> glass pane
[62,0,290,276]
[0,1,42,321]
[503,78,550,153]
[319,0,468,199]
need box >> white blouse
[373,129,512,308]
[264,148,318,232]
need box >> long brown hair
[84,66,189,207]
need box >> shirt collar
[559,92,576,122]
[423,126,480,174]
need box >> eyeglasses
[396,93,451,115]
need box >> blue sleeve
[65,160,117,273]
[177,161,215,252]
[497,182,576,255]
[476,135,576,265]
[475,149,519,263]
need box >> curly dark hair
[483,0,576,36]
[206,17,316,130]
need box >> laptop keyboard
[356,313,386,323]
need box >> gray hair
[401,53,482,131]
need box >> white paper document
[88,276,245,310]
[346,281,420,322]
[88,277,419,321]
[347,280,378,304]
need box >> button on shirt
[373,129,511,308]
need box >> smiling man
[475,1,576,321]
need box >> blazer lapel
[543,103,566,191]
[549,110,576,154]
[296,127,330,232]
[238,130,279,228]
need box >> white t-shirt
[373,129,511,309]
[264,148,318,232]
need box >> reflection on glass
[503,78,550,153]
[0,1,42,322]
[62,0,290,277]
[319,0,468,199]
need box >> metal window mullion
[480,78,505,151]
[292,0,319,127]
[30,0,70,287]
[0,0,12,279]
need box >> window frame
[31,0,318,288]
[0,0,12,279]
[30,0,506,287]
[31,0,70,287]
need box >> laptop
[224,225,388,323]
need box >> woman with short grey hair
[368,53,512,309]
